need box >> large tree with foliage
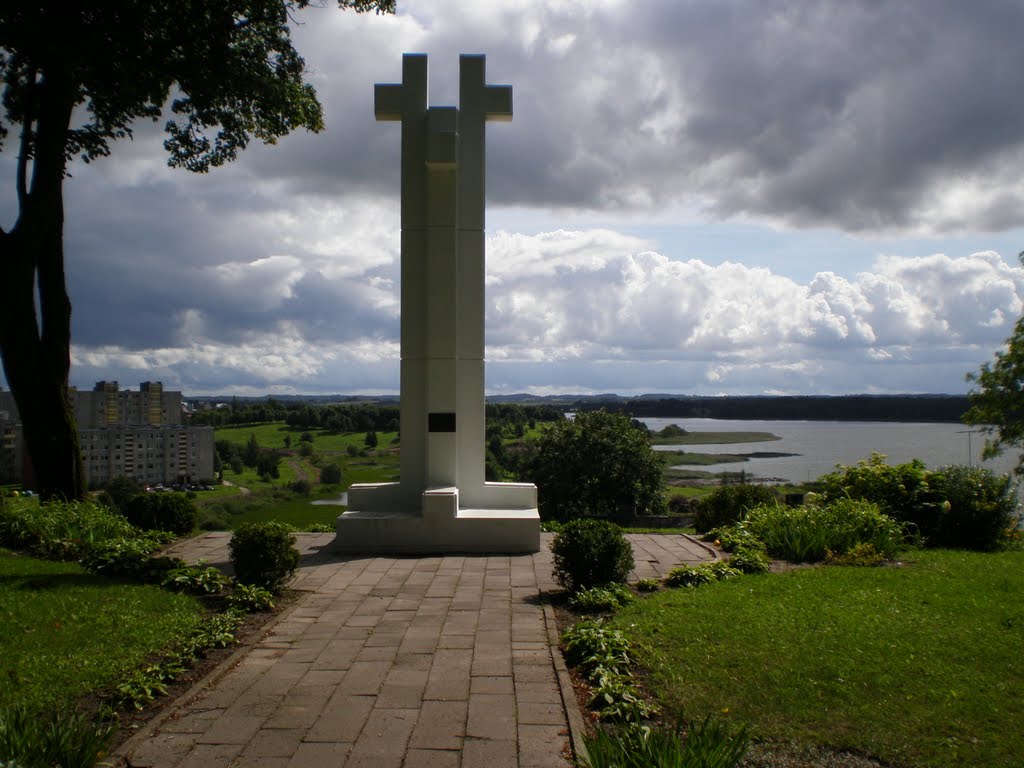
[0,1,392,500]
[964,266,1024,475]
[528,409,668,522]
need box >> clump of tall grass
[578,717,749,768]
[0,705,114,768]
[739,499,904,562]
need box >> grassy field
[0,549,205,712]
[612,548,1024,768]
[201,424,400,529]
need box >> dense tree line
[577,395,971,423]
[215,436,281,481]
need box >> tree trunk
[0,67,85,502]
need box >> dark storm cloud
[258,0,1024,232]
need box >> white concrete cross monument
[334,54,540,554]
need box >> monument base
[333,482,541,554]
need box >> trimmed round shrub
[229,521,300,593]
[121,492,197,535]
[929,465,1019,550]
[550,519,634,593]
[694,484,778,533]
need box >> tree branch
[16,67,38,214]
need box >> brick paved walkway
[114,533,715,768]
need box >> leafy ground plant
[578,718,750,768]
[612,548,1024,768]
[665,561,740,588]
[569,584,635,613]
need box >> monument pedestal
[336,483,539,554]
[333,54,540,554]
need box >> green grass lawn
[611,548,1024,767]
[0,549,205,713]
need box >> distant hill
[187,392,971,423]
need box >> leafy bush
[569,584,635,613]
[228,583,275,612]
[929,465,1019,550]
[551,519,635,593]
[741,499,904,562]
[665,562,740,588]
[588,668,658,723]
[562,620,636,678]
[635,578,661,592]
[289,479,312,495]
[0,705,114,768]
[0,498,139,559]
[121,492,197,535]
[529,409,668,521]
[79,536,182,582]
[819,454,942,538]
[694,484,778,534]
[319,463,342,484]
[229,521,300,593]
[162,562,230,595]
[578,718,749,768]
[728,546,771,574]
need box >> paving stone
[196,714,265,745]
[424,648,472,701]
[466,693,516,741]
[346,707,418,765]
[376,666,429,709]
[515,681,563,705]
[232,756,291,768]
[261,694,330,730]
[305,694,375,743]
[470,676,514,695]
[240,728,306,758]
[462,738,517,768]
[158,708,224,734]
[518,724,572,767]
[404,748,462,768]
[287,741,352,766]
[174,742,244,768]
[408,700,468,750]
[338,661,392,695]
[517,701,566,726]
[121,732,199,767]
[355,645,399,663]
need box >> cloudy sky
[5,0,1024,397]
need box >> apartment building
[0,382,214,489]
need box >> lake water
[639,417,1019,484]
